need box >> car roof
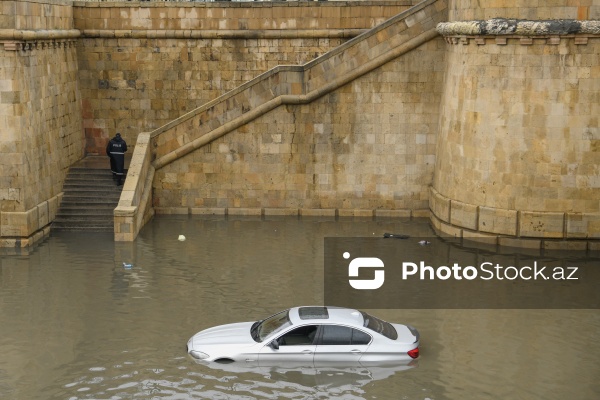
[288,306,365,328]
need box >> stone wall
[0,0,84,247]
[0,0,75,30]
[74,1,414,154]
[447,0,600,21]
[109,0,447,241]
[432,5,600,247]
[152,38,445,214]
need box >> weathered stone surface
[478,206,517,236]
[0,1,83,249]
[437,19,600,37]
[450,200,478,230]
[520,211,565,239]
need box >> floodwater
[0,216,598,400]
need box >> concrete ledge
[300,209,337,217]
[191,207,226,215]
[589,242,600,252]
[450,200,478,230]
[338,209,374,218]
[375,209,411,218]
[479,206,517,236]
[154,207,189,215]
[498,237,542,250]
[519,211,565,239]
[429,186,450,222]
[228,208,262,216]
[566,213,600,239]
[430,196,600,251]
[543,240,588,251]
[412,209,431,218]
[430,189,600,242]
[264,208,299,216]
[462,230,498,245]
[437,219,462,238]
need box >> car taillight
[407,347,419,359]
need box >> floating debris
[178,235,186,241]
[123,262,133,269]
[418,240,431,246]
[383,233,410,239]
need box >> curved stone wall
[432,20,600,245]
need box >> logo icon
[345,252,385,290]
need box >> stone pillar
[433,13,600,248]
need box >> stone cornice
[436,19,600,37]
[81,29,366,40]
[0,29,80,41]
[0,29,80,51]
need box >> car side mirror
[269,339,279,350]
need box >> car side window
[320,325,372,345]
[277,325,318,346]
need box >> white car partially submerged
[187,306,420,365]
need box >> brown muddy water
[0,216,599,399]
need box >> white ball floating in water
[178,235,186,241]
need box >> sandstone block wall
[448,0,600,21]
[74,1,414,155]
[431,0,600,245]
[1,0,74,30]
[0,0,84,247]
[153,38,445,213]
[77,36,346,154]
[131,0,448,221]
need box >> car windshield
[361,311,398,340]
[251,309,292,342]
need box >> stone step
[64,176,123,183]
[54,219,113,225]
[56,210,114,217]
[62,187,123,194]
[53,161,126,232]
[52,224,114,232]
[58,204,116,210]
[60,197,119,209]
[61,196,119,208]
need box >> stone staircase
[53,157,127,232]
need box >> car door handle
[302,350,313,354]
[350,349,362,353]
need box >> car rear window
[360,312,398,340]
[298,307,329,320]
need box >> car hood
[189,322,256,348]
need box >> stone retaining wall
[0,0,83,247]
[433,16,600,248]
[113,0,448,241]
[447,0,600,21]
[74,1,415,154]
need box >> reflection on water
[0,216,599,399]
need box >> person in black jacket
[106,133,127,186]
